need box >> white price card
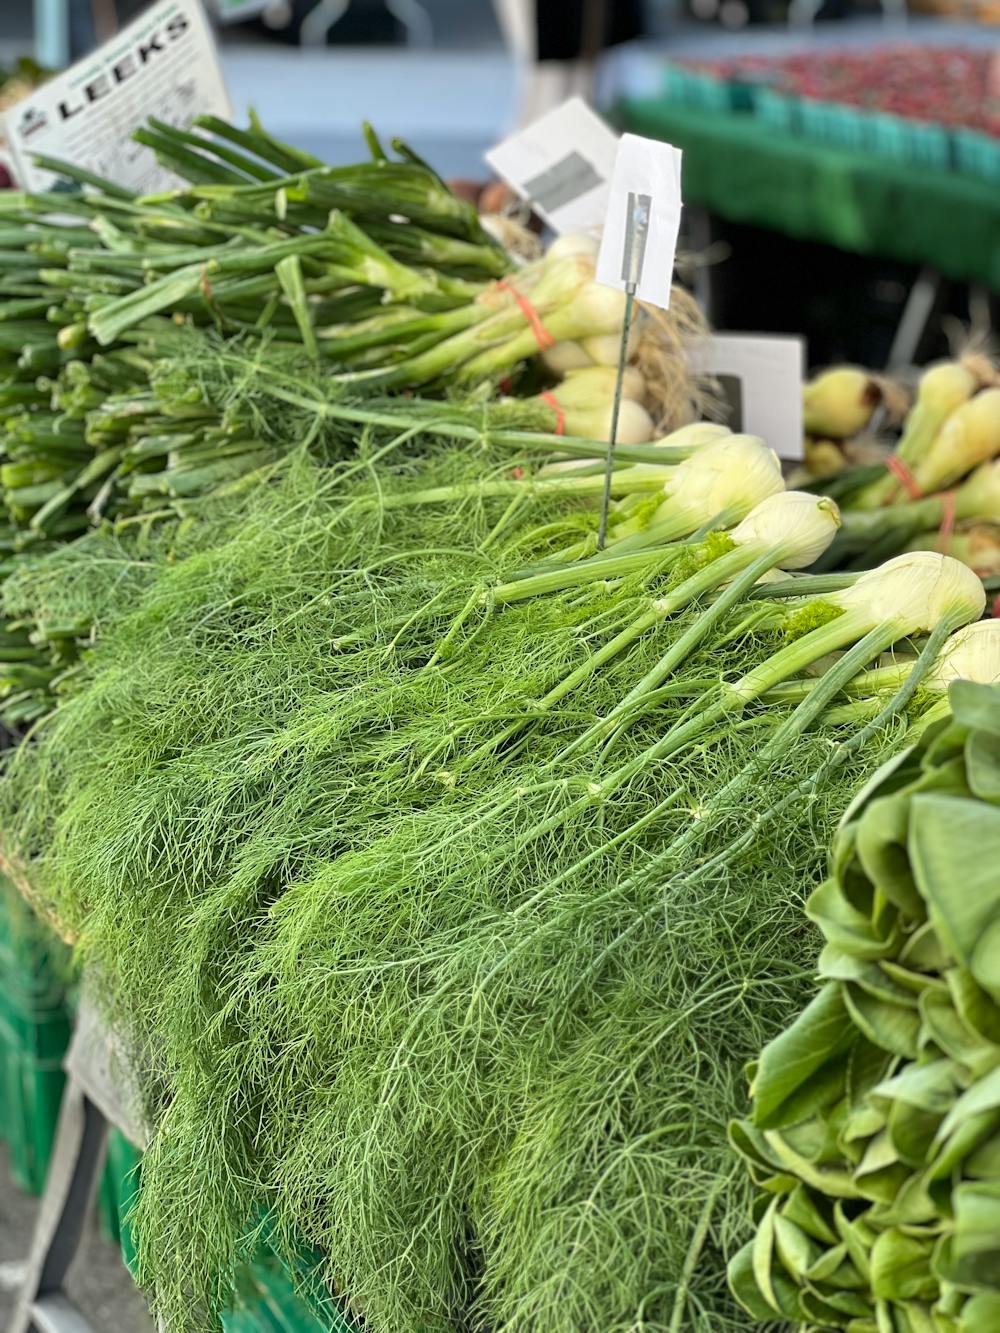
[485,97,619,235]
[688,334,805,461]
[3,0,232,194]
[595,133,683,311]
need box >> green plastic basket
[0,874,73,1193]
[954,129,1000,183]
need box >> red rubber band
[540,390,565,436]
[992,593,1000,620]
[496,278,555,351]
[885,455,924,501]
[498,376,513,394]
[935,491,956,555]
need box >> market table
[619,96,1000,365]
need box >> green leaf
[871,1061,960,1166]
[935,1062,1000,1146]
[966,729,1000,804]
[835,1200,876,1284]
[965,1132,1000,1180]
[839,742,922,829]
[751,984,856,1129]
[783,1181,839,1245]
[949,680,1000,738]
[870,1228,938,1302]
[821,946,921,1008]
[898,922,949,976]
[944,969,1000,1047]
[752,1196,781,1312]
[765,1128,863,1200]
[958,1291,1000,1329]
[808,877,899,962]
[930,1108,1000,1184]
[774,1212,822,1281]
[727,1239,778,1320]
[919,989,998,1071]
[844,983,921,1060]
[909,795,1000,1001]
[952,1179,1000,1267]
[856,793,924,920]
[855,1129,911,1205]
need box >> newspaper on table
[2,0,232,195]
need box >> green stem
[491,544,684,605]
[566,544,786,759]
[728,607,875,704]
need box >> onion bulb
[803,367,880,439]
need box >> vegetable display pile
[800,356,1000,582]
[3,112,1000,1333]
[0,114,707,727]
[731,678,1000,1332]
[5,380,1000,1331]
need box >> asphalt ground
[0,1142,155,1333]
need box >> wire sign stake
[594,133,684,551]
[597,191,651,551]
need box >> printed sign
[595,133,683,311]
[688,333,805,461]
[485,97,618,235]
[3,0,231,194]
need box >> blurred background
[2,0,997,371]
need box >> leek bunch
[808,356,1000,576]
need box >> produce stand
[1,84,1000,1333]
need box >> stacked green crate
[99,1130,359,1332]
[0,871,72,1193]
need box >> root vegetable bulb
[906,522,1000,577]
[803,367,881,439]
[549,365,647,407]
[544,232,601,265]
[896,354,996,467]
[804,437,847,479]
[561,398,655,445]
[911,387,1000,494]
[542,341,595,374]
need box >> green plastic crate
[0,873,73,1193]
[99,1136,357,1333]
[223,1249,356,1333]
[0,1039,66,1193]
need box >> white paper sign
[688,334,805,461]
[485,97,618,235]
[595,133,683,311]
[3,0,232,194]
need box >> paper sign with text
[3,0,232,194]
[595,134,682,311]
[688,334,805,461]
[485,97,618,235]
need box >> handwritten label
[3,0,231,194]
[688,334,805,460]
[596,134,682,311]
[485,97,618,235]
